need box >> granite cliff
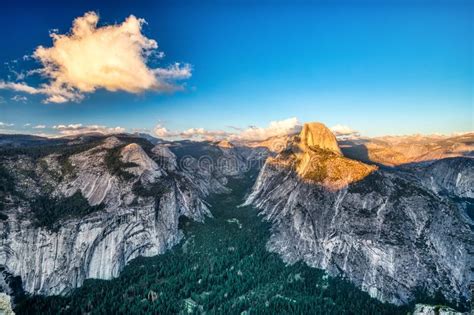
[245,122,474,305]
[0,134,261,297]
[0,127,472,310]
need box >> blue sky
[0,0,472,138]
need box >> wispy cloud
[0,122,14,128]
[0,81,39,94]
[152,63,192,80]
[0,11,191,103]
[11,95,28,103]
[33,124,46,129]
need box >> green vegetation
[308,146,335,158]
[0,135,157,181]
[0,139,102,161]
[104,145,139,180]
[31,191,105,232]
[450,196,474,221]
[278,148,296,159]
[16,173,412,315]
[0,165,16,196]
[57,154,75,177]
[464,201,474,221]
[132,180,169,213]
[305,163,328,182]
[0,164,19,211]
[171,141,222,162]
[0,138,105,182]
[292,147,331,183]
[348,172,386,194]
[132,181,168,198]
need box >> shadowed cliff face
[269,122,377,190]
[246,122,474,306]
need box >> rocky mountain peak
[217,140,234,149]
[273,122,376,189]
[120,143,159,174]
[299,122,342,156]
[101,136,123,149]
[151,144,177,171]
[247,132,473,306]
[0,137,215,296]
[151,144,176,160]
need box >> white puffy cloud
[53,123,125,136]
[153,63,192,80]
[154,124,230,141]
[154,124,172,138]
[232,117,301,141]
[33,124,46,129]
[180,128,230,141]
[153,117,301,142]
[0,11,191,103]
[330,124,360,138]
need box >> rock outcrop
[0,293,14,315]
[120,143,161,177]
[265,122,376,190]
[0,136,238,295]
[299,122,342,155]
[413,304,465,315]
[245,122,474,305]
[151,145,177,171]
[402,157,474,199]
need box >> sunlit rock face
[340,132,474,167]
[299,122,342,155]
[267,122,377,190]
[246,122,474,305]
[0,136,255,295]
[120,143,161,177]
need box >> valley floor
[16,173,416,314]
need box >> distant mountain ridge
[340,132,473,166]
